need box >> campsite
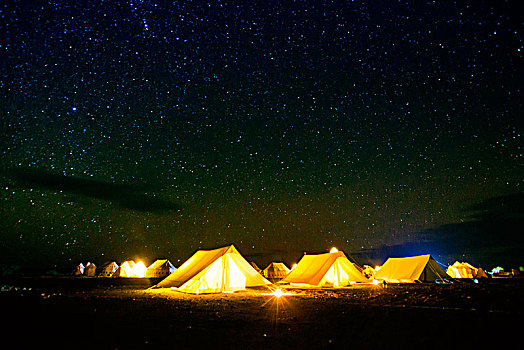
[2,245,523,350]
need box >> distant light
[329,247,339,253]
[72,107,77,112]
[372,279,380,285]
[375,266,381,271]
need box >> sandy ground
[1,276,522,349]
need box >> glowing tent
[262,262,290,281]
[131,261,147,277]
[146,259,176,278]
[280,250,370,287]
[97,261,119,277]
[154,245,271,293]
[112,260,135,278]
[374,255,451,283]
[447,261,488,279]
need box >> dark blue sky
[1,0,522,270]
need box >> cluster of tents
[149,245,492,294]
[446,261,489,279]
[74,259,176,278]
[74,245,493,294]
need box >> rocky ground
[1,276,522,349]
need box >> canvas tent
[374,255,451,283]
[476,267,489,278]
[73,263,85,275]
[447,261,488,279]
[98,261,119,277]
[112,260,135,278]
[146,259,176,278]
[154,245,271,293]
[132,261,147,277]
[280,250,370,287]
[262,262,290,281]
[84,262,96,277]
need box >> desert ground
[1,276,522,349]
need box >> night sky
[1,1,522,271]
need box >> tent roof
[374,255,451,282]
[447,261,487,279]
[99,261,118,268]
[263,262,290,273]
[147,259,174,270]
[451,261,477,269]
[281,251,369,286]
[120,260,135,268]
[155,245,270,290]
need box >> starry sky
[1,0,522,271]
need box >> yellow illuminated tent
[154,245,271,293]
[262,262,290,281]
[280,250,370,287]
[97,261,118,277]
[374,255,451,283]
[447,261,488,279]
[146,259,176,278]
[132,261,147,277]
[112,260,135,278]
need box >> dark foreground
[1,276,523,349]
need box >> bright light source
[291,263,297,270]
[329,247,339,253]
[132,261,147,277]
[372,279,380,285]
[375,266,381,271]
[273,288,284,298]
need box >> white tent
[154,245,271,293]
[280,250,370,287]
[146,259,176,278]
[262,262,290,280]
[73,263,85,275]
[97,261,119,277]
[374,255,451,283]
